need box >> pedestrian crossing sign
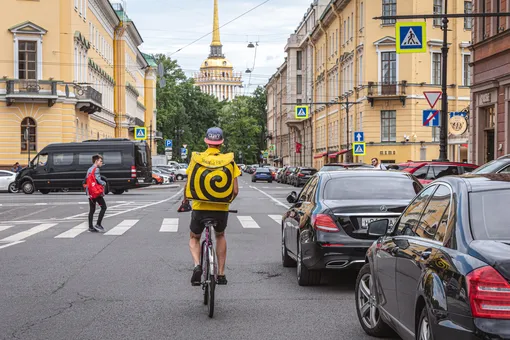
[134,126,147,140]
[353,142,366,156]
[295,106,309,119]
[396,22,426,54]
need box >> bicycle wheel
[207,249,215,318]
[201,241,208,306]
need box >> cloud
[123,0,312,94]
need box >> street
[0,178,386,340]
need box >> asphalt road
[0,176,397,340]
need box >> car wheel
[151,179,157,185]
[39,189,50,195]
[22,181,35,194]
[252,179,256,183]
[418,307,434,340]
[112,189,125,195]
[268,180,272,183]
[177,175,183,181]
[355,264,393,337]
[8,182,18,193]
[282,228,296,268]
[297,240,321,286]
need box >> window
[381,52,396,84]
[432,52,442,85]
[351,12,354,39]
[396,186,437,236]
[324,177,419,200]
[297,75,303,95]
[478,0,486,41]
[358,55,363,85]
[336,29,339,51]
[360,2,364,29]
[103,152,122,165]
[413,166,430,180]
[464,1,473,30]
[432,126,440,142]
[20,117,36,152]
[469,190,510,240]
[347,17,351,42]
[297,51,302,71]
[53,153,74,166]
[79,152,95,165]
[381,110,396,142]
[415,185,451,240]
[358,112,363,131]
[18,41,37,80]
[433,0,443,27]
[75,0,78,8]
[463,54,471,86]
[343,20,347,44]
[382,0,397,25]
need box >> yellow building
[310,0,472,168]
[0,0,158,168]
[194,0,242,101]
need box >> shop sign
[449,116,468,136]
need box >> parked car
[155,165,187,181]
[290,167,318,187]
[0,170,18,193]
[282,166,297,184]
[319,163,373,172]
[252,167,273,183]
[287,167,300,186]
[178,163,188,169]
[399,161,478,184]
[356,174,510,340]
[151,173,164,185]
[15,139,151,195]
[472,154,510,174]
[277,166,288,183]
[282,170,423,286]
[152,168,173,184]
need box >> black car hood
[469,240,510,281]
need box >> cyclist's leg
[189,211,205,285]
[213,212,229,278]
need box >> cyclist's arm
[233,177,239,199]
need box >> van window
[79,153,96,165]
[33,153,48,168]
[53,153,74,166]
[135,144,148,167]
[103,152,122,165]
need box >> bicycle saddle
[201,218,218,226]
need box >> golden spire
[211,0,221,47]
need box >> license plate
[138,178,145,183]
[361,218,397,229]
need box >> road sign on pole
[165,139,173,148]
[423,91,442,108]
[354,131,364,142]
[295,106,309,119]
[396,22,426,54]
[134,127,147,140]
[181,148,187,159]
[423,110,441,127]
[353,143,366,156]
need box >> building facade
[0,0,157,168]
[470,0,510,164]
[194,0,242,101]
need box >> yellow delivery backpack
[185,151,236,203]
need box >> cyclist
[183,127,241,286]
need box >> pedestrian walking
[371,157,387,170]
[84,154,107,233]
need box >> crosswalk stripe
[54,222,88,239]
[104,220,138,236]
[0,223,57,242]
[0,226,13,232]
[268,215,282,224]
[0,241,25,250]
[160,218,179,232]
[237,216,260,229]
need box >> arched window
[21,117,36,152]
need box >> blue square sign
[165,139,173,148]
[423,110,440,127]
[354,132,364,143]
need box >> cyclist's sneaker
[216,275,227,285]
[191,265,202,286]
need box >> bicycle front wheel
[202,241,208,306]
[207,268,215,318]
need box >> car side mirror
[368,219,389,237]
[286,191,298,204]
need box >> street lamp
[247,42,255,48]
[245,41,259,95]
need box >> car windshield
[256,168,270,173]
[323,177,421,200]
[469,190,510,240]
[472,159,508,174]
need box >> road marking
[160,218,179,232]
[35,203,48,206]
[104,220,139,236]
[249,186,290,209]
[0,226,13,232]
[0,223,57,242]
[12,207,52,220]
[54,222,88,239]
[0,241,25,250]
[237,216,260,229]
[269,215,282,224]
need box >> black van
[15,139,152,195]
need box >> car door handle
[421,250,433,260]
[391,247,399,255]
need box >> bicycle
[200,209,237,318]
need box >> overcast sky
[121,0,312,94]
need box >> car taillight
[131,166,137,178]
[312,214,340,233]
[286,171,290,175]
[298,173,305,177]
[467,266,510,319]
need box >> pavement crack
[253,270,283,279]
[10,302,73,339]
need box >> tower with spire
[194,0,242,101]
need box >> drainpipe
[310,37,316,168]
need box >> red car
[399,161,479,184]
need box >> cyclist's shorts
[190,210,229,234]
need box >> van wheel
[112,189,125,195]
[39,190,50,195]
[8,182,18,193]
[176,175,183,181]
[22,181,35,194]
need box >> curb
[139,184,181,190]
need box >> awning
[328,149,349,158]
[313,152,327,159]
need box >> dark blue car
[252,167,272,183]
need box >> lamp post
[245,41,259,95]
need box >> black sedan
[472,154,510,174]
[356,174,510,340]
[282,170,422,286]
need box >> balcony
[76,86,102,114]
[364,81,408,107]
[5,80,58,107]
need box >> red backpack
[86,167,104,199]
